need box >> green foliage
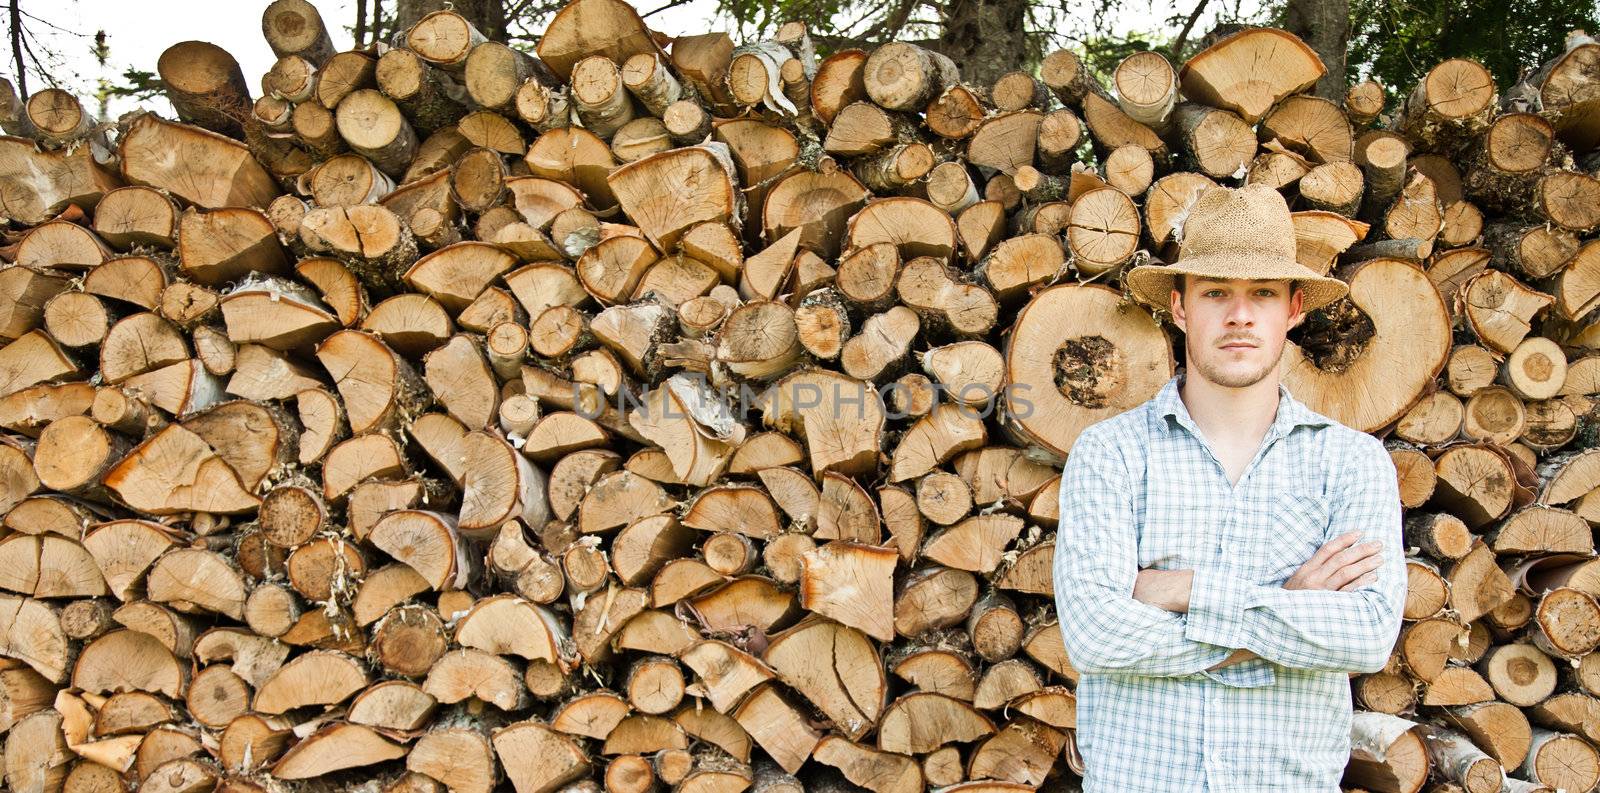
[1081,33,1171,77]
[700,0,1587,107]
[719,0,856,41]
[91,30,160,107]
[1348,0,1599,96]
[704,0,1267,91]
[88,28,160,118]
[1074,3,1255,74]
[100,66,161,102]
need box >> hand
[1132,568,1193,613]
[1208,648,1259,670]
[1285,531,1383,592]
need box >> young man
[1052,183,1405,791]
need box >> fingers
[1288,534,1386,592]
[1290,536,1384,592]
[1208,648,1259,670]
[1319,531,1363,555]
[1326,540,1383,570]
[1287,537,1353,591]
[1311,531,1363,565]
[1326,552,1384,590]
[1338,572,1378,592]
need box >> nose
[1225,293,1255,327]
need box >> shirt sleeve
[1053,431,1236,677]
[1183,434,1405,674]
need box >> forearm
[1053,435,1235,677]
[1130,570,1258,672]
[1184,570,1401,673]
[1173,440,1403,673]
[1055,582,1235,676]
[1127,571,1283,672]
[1052,433,1240,677]
[1133,568,1194,613]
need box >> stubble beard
[1187,334,1284,389]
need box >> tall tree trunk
[1284,0,1349,100]
[396,0,508,43]
[937,0,1029,91]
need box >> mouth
[1220,342,1258,351]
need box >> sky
[6,0,1264,120]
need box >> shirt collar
[1154,371,1331,441]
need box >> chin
[1195,359,1275,389]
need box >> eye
[1203,289,1224,298]
[1256,288,1276,297]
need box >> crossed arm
[1050,434,1234,677]
[1052,433,1406,678]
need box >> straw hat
[1125,183,1348,313]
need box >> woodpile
[0,1,1598,790]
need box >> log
[336,90,419,177]
[1180,28,1324,123]
[863,43,958,112]
[261,0,335,63]
[1113,51,1176,129]
[1397,58,1497,155]
[1166,102,1255,178]
[0,135,121,225]
[119,114,280,209]
[24,89,100,150]
[157,41,253,137]
[1346,712,1430,793]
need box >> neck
[1178,368,1281,443]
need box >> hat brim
[1124,254,1349,314]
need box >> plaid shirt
[1052,373,1405,792]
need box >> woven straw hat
[1125,183,1348,313]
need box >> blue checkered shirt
[1052,374,1405,792]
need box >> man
[1052,183,1405,791]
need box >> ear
[1287,286,1306,329]
[1169,286,1187,331]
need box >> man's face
[1169,276,1304,389]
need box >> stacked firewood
[0,0,1598,789]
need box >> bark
[936,0,1029,91]
[396,0,507,42]
[1283,0,1350,101]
